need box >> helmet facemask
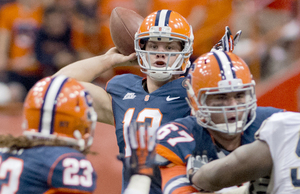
[185,78,257,135]
[135,25,193,82]
[197,80,257,135]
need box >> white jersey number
[0,156,94,192]
[157,123,194,146]
[63,158,94,187]
[123,108,163,157]
[0,156,23,194]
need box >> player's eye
[149,45,157,49]
[215,95,227,101]
[235,92,245,99]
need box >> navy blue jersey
[0,146,97,194]
[106,74,190,194]
[156,107,283,193]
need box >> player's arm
[191,140,273,192]
[80,82,114,125]
[54,47,137,82]
[53,47,136,125]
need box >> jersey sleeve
[156,120,198,193]
[155,117,210,194]
[48,152,97,193]
[156,120,196,166]
[256,112,286,141]
[255,112,292,163]
[160,165,198,194]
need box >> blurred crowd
[0,0,299,106]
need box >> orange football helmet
[134,9,194,81]
[22,75,97,150]
[184,50,257,134]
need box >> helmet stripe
[224,52,236,78]
[212,51,236,80]
[155,9,172,27]
[39,75,68,135]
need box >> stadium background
[0,0,299,193]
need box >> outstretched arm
[54,47,137,82]
[192,140,273,192]
[80,82,115,125]
[53,48,137,125]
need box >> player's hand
[105,47,138,67]
[248,176,270,194]
[186,151,208,188]
[211,26,242,52]
[119,121,156,177]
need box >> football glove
[211,26,242,52]
[248,176,270,194]
[118,121,156,177]
[186,151,208,190]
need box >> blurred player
[191,111,300,194]
[54,9,239,194]
[122,121,156,194]
[0,75,97,193]
[154,50,283,193]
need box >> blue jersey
[106,74,191,194]
[0,146,97,194]
[156,107,283,193]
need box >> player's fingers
[233,30,242,46]
[147,129,156,152]
[128,122,138,149]
[115,55,138,67]
[127,53,137,61]
[138,124,146,149]
[105,47,119,54]
[229,34,234,52]
[222,34,228,52]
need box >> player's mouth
[227,116,237,123]
[153,61,166,67]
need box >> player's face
[205,91,246,125]
[145,41,182,68]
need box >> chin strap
[214,121,244,134]
[149,71,172,82]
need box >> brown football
[109,7,144,55]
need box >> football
[110,7,144,55]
